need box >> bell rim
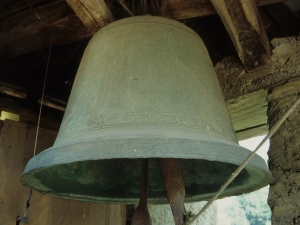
[21,165,270,204]
[21,137,271,204]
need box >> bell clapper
[160,158,187,225]
[131,158,152,225]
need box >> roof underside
[0,0,300,139]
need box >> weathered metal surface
[21,16,271,204]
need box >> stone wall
[267,80,300,224]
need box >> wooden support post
[210,0,271,71]
[66,0,115,34]
[267,80,300,224]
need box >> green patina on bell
[21,16,271,204]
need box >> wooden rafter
[0,0,44,21]
[266,3,300,36]
[210,0,271,71]
[66,0,115,34]
[0,1,92,62]
[161,0,286,20]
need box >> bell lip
[21,166,270,205]
[21,165,271,204]
[20,138,271,204]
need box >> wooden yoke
[160,158,186,225]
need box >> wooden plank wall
[226,89,268,140]
[0,120,126,225]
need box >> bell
[21,16,271,204]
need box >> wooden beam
[66,0,115,34]
[162,1,216,19]
[226,89,268,140]
[0,81,68,111]
[38,98,66,111]
[0,107,61,130]
[0,1,72,44]
[0,84,27,99]
[215,36,300,101]
[236,124,267,141]
[0,0,44,21]
[210,0,271,71]
[162,0,286,20]
[0,1,93,62]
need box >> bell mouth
[21,138,271,204]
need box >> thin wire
[55,25,89,45]
[33,27,55,157]
[118,0,135,16]
[27,0,41,21]
[189,96,300,224]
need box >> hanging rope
[16,190,32,225]
[33,27,55,157]
[27,0,41,21]
[16,27,55,225]
[188,96,300,224]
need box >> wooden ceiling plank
[66,0,115,34]
[162,1,216,19]
[0,84,27,98]
[0,0,44,21]
[0,2,92,62]
[0,81,68,111]
[210,0,271,71]
[0,1,73,44]
[256,0,287,6]
[236,124,267,141]
[226,89,268,137]
[38,98,66,111]
[266,3,300,36]
[162,0,286,20]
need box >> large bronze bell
[21,16,271,204]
